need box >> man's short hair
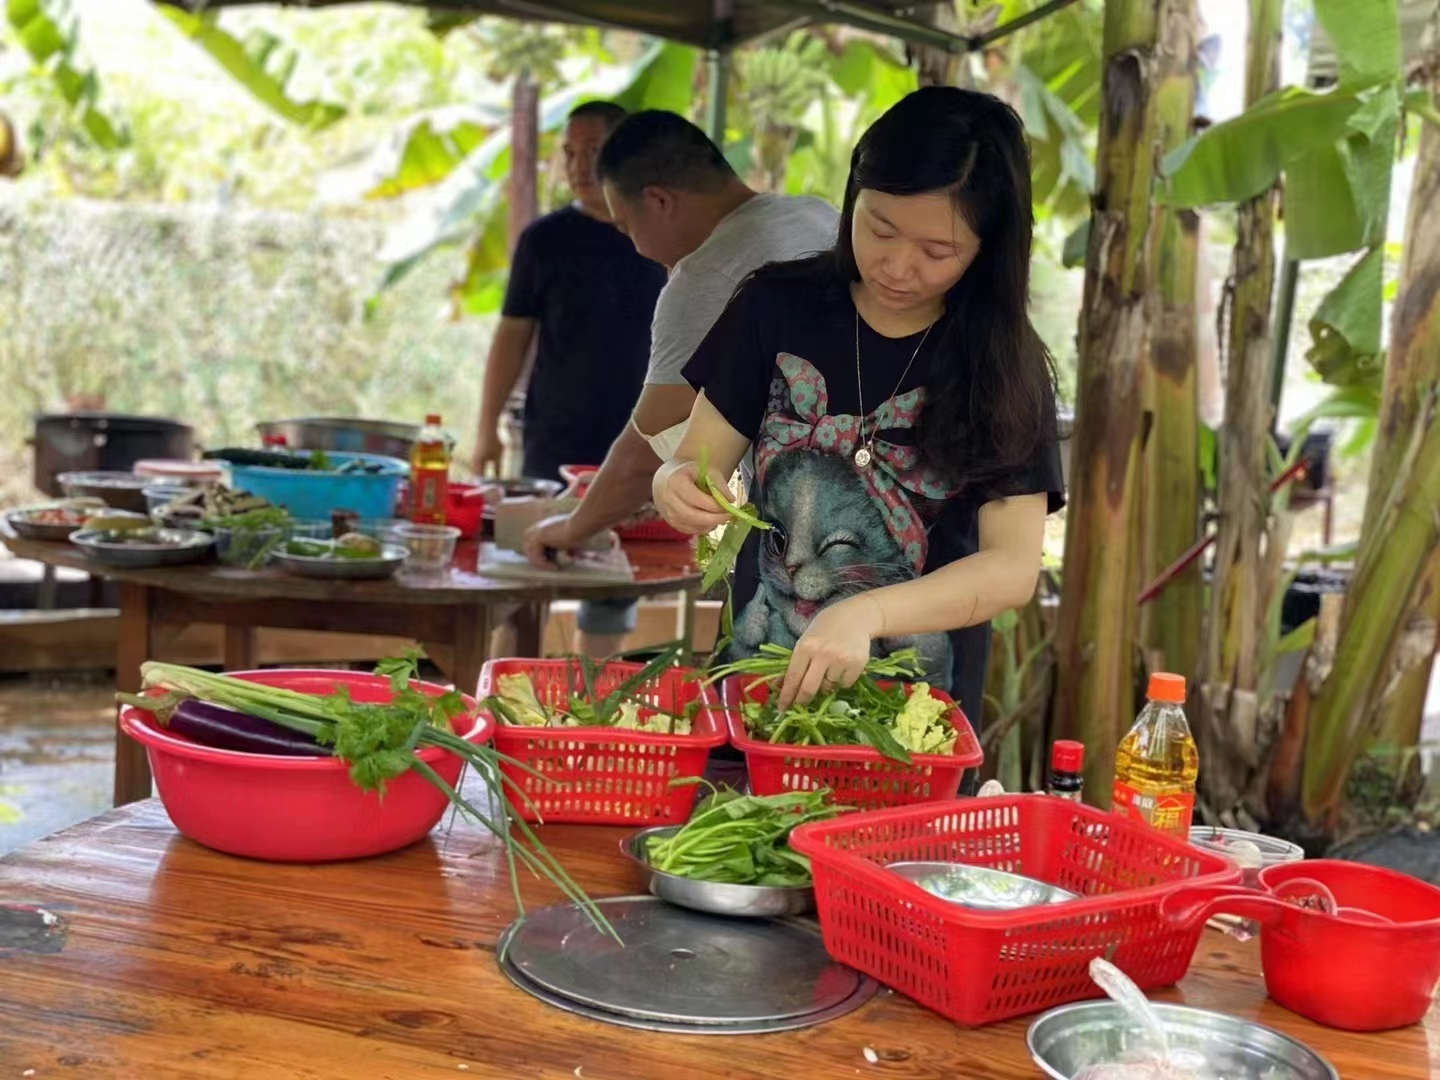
[568,100,627,130]
[596,110,736,199]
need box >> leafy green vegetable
[706,646,956,763]
[643,781,843,886]
[696,446,770,593]
[482,643,693,734]
[121,649,612,941]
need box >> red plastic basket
[788,796,1242,1026]
[480,659,726,824]
[721,676,983,810]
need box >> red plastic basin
[119,669,491,862]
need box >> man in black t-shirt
[473,102,666,482]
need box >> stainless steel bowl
[886,861,1079,910]
[57,471,151,513]
[273,542,407,580]
[622,826,815,918]
[71,527,214,568]
[1028,1001,1338,1080]
[254,417,451,460]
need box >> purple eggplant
[168,699,330,757]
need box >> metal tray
[623,826,814,917]
[70,528,214,568]
[1028,1001,1338,1080]
[496,896,877,1034]
[272,542,407,580]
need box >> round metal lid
[498,896,872,1027]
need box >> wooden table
[1,531,698,807]
[0,799,1434,1079]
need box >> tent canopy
[161,0,1020,52]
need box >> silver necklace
[853,308,934,469]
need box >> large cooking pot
[32,413,193,496]
[254,418,453,461]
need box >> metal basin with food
[274,541,407,580]
[623,826,815,918]
[58,470,151,513]
[1028,1001,1337,1080]
[71,527,215,568]
[887,861,1078,910]
[4,499,106,541]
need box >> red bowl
[119,669,491,862]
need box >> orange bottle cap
[1147,672,1187,703]
[425,413,442,425]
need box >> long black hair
[756,87,1056,495]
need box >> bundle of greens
[643,781,842,886]
[707,645,957,764]
[119,650,611,939]
[482,643,695,735]
[695,446,770,594]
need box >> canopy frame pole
[706,0,736,147]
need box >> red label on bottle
[1112,782,1194,838]
[412,468,448,522]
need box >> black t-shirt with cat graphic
[683,267,1065,726]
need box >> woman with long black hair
[653,87,1065,719]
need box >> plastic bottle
[1112,673,1199,838]
[409,414,450,525]
[1048,740,1085,801]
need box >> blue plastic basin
[228,451,409,521]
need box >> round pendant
[853,446,872,468]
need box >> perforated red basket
[480,659,726,825]
[787,796,1242,1026]
[721,676,983,810]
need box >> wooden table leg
[513,602,549,657]
[450,606,493,698]
[223,625,257,671]
[114,582,155,806]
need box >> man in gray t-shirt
[523,111,837,657]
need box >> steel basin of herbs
[119,670,492,862]
[621,825,816,918]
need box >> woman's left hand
[777,596,883,709]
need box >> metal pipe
[706,47,731,147]
[972,0,1081,48]
[767,0,967,51]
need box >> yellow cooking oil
[409,413,450,525]
[1112,672,1199,839]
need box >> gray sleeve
[644,266,740,386]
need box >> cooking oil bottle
[1112,673,1198,838]
[409,414,450,524]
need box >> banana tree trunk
[1054,0,1195,805]
[1139,71,1201,682]
[1301,390,1440,829]
[508,74,540,253]
[1195,0,1282,816]
[1361,54,1440,751]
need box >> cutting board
[474,543,635,584]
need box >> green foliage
[156,7,345,129]
[1306,245,1385,388]
[474,17,568,85]
[5,0,126,147]
[1163,0,1401,261]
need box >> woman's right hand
[653,459,732,535]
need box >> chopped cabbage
[893,684,956,754]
